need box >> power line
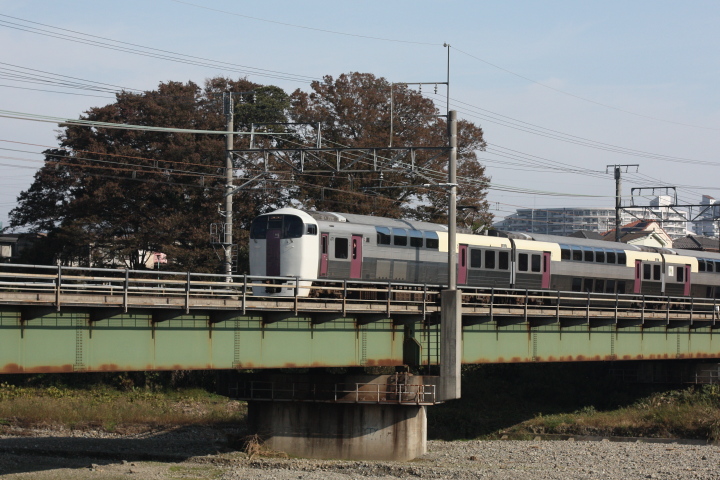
[0,14,319,84]
[169,0,442,46]
[0,108,297,136]
[453,47,720,132]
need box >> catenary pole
[224,93,234,279]
[440,110,461,401]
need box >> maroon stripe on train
[266,229,281,276]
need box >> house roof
[673,235,720,251]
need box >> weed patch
[0,383,246,432]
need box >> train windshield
[250,214,306,239]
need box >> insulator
[434,84,438,94]
[419,85,422,93]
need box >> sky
[1,0,719,231]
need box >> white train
[249,207,720,299]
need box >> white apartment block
[494,196,689,239]
[694,195,720,237]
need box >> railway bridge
[2,263,720,460]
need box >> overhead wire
[168,0,442,47]
[452,46,720,132]
[0,14,319,84]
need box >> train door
[266,217,282,276]
[684,264,691,296]
[350,234,363,279]
[541,252,551,289]
[458,244,468,284]
[634,260,642,294]
[319,233,329,277]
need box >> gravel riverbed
[0,427,718,479]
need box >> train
[248,207,720,299]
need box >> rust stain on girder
[2,363,74,374]
[676,352,719,359]
[364,358,402,367]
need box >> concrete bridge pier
[248,401,427,461]
[241,373,437,461]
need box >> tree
[288,72,492,225]
[10,72,490,271]
[10,77,290,271]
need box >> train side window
[707,260,714,273]
[560,246,571,260]
[321,235,328,254]
[571,278,582,292]
[393,228,408,246]
[617,281,625,294]
[607,250,616,263]
[572,248,582,261]
[409,230,423,248]
[518,253,528,272]
[643,263,651,280]
[595,249,605,263]
[595,279,605,293]
[376,227,391,245]
[499,251,509,270]
[583,278,593,292]
[699,259,706,272]
[485,250,496,269]
[470,249,482,268]
[715,261,720,273]
[618,252,627,264]
[677,266,684,282]
[305,224,318,235]
[715,288,720,299]
[425,232,439,249]
[653,264,661,280]
[584,248,594,262]
[606,279,615,293]
[707,286,714,298]
[335,238,348,259]
[531,254,541,272]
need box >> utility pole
[223,92,235,279]
[218,91,255,279]
[606,164,639,242]
[440,110,461,401]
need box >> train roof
[306,211,455,232]
[528,232,642,251]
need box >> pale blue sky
[1,0,719,229]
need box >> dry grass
[501,385,720,441]
[0,383,246,432]
[242,434,288,460]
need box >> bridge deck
[0,264,719,372]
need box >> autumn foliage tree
[10,72,491,270]
[10,78,290,270]
[289,72,491,225]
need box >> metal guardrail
[0,263,718,326]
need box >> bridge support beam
[248,401,427,461]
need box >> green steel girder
[1,305,720,373]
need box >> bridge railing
[234,380,438,405]
[0,263,718,325]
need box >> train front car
[249,208,320,296]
